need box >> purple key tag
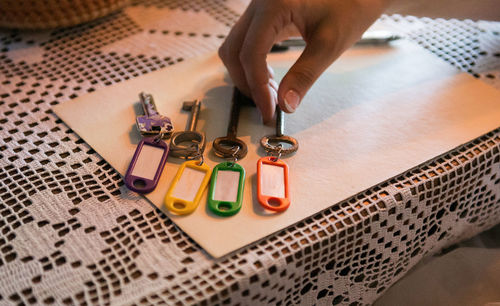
[124,137,169,194]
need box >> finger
[267,63,275,79]
[239,3,287,123]
[276,23,301,42]
[218,2,256,97]
[269,78,278,92]
[278,32,342,113]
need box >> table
[1,1,499,304]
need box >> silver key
[136,92,174,137]
[260,106,298,156]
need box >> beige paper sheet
[53,41,500,258]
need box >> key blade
[276,106,284,137]
[139,92,160,117]
[227,89,244,138]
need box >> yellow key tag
[164,160,211,215]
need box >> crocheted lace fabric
[0,0,499,304]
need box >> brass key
[212,88,249,160]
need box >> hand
[219,0,393,123]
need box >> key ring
[267,144,282,162]
[185,143,204,166]
[154,131,165,143]
[260,135,298,155]
[229,146,240,167]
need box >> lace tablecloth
[1,0,499,305]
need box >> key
[136,92,174,137]
[260,106,298,155]
[212,88,249,160]
[169,100,206,158]
[271,31,400,52]
[258,106,297,212]
[207,161,245,217]
[124,137,169,194]
[164,159,211,215]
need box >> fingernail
[283,90,300,113]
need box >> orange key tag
[257,156,290,212]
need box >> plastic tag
[208,162,245,217]
[257,156,290,212]
[124,137,169,194]
[164,160,211,215]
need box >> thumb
[278,37,340,113]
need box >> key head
[212,136,248,160]
[136,114,174,137]
[260,135,298,156]
[169,130,206,159]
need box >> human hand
[218,0,393,123]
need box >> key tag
[208,147,246,217]
[164,149,211,215]
[257,146,291,212]
[124,135,169,194]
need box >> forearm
[385,0,500,21]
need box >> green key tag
[208,161,245,217]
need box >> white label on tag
[130,144,164,180]
[214,170,240,202]
[261,164,285,198]
[171,167,207,202]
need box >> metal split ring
[260,135,299,156]
[169,131,206,159]
[212,137,248,160]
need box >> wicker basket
[0,0,131,30]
